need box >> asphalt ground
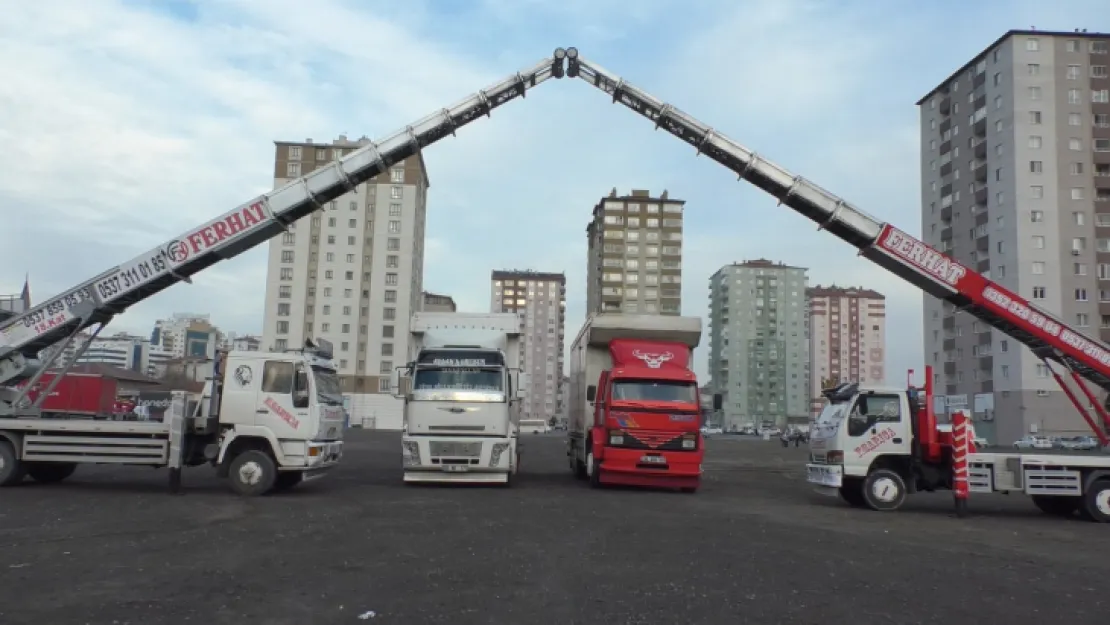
[1,431,1109,625]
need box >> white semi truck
[396,312,526,485]
[0,340,346,495]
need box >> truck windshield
[413,367,503,392]
[814,402,848,425]
[611,380,697,403]
[312,367,344,405]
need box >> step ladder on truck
[0,339,346,495]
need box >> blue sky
[0,0,1107,382]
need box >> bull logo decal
[632,350,673,369]
[234,365,253,387]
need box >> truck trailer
[397,312,526,485]
[0,340,346,495]
[567,313,704,492]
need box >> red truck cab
[586,338,703,491]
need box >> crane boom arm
[0,56,561,386]
[565,53,1110,392]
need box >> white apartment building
[52,332,170,377]
[261,136,430,430]
[151,313,221,359]
[919,29,1110,443]
[491,270,567,423]
[807,286,887,415]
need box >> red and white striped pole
[951,409,970,518]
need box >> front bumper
[806,463,843,488]
[402,435,514,482]
[301,440,344,472]
[597,446,702,488]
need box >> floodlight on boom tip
[566,47,579,59]
[554,47,567,60]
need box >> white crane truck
[397,312,526,485]
[0,340,345,495]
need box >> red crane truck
[567,313,704,493]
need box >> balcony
[972,160,988,182]
[971,136,988,159]
[939,95,951,115]
[943,338,956,351]
[941,205,953,222]
[940,226,953,241]
[977,258,990,273]
[971,181,988,205]
[976,235,989,252]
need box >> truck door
[845,393,910,464]
[257,360,307,435]
[593,371,610,430]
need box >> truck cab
[398,312,525,485]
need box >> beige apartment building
[491,270,566,424]
[421,291,457,313]
[585,189,684,315]
[807,286,886,415]
[918,29,1110,443]
[260,135,430,430]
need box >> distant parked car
[1014,435,1052,450]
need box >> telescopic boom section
[0,55,563,387]
[560,50,1110,393]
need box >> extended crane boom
[560,49,1110,395]
[4,44,1110,419]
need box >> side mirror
[586,385,596,402]
[517,372,530,399]
[391,366,408,399]
[293,389,309,409]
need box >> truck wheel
[272,471,304,492]
[26,462,77,484]
[0,441,25,487]
[1031,494,1080,517]
[838,478,867,508]
[1080,479,1110,523]
[861,469,907,512]
[227,450,277,496]
[587,449,602,489]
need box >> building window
[1029,111,1042,124]
[1028,135,1042,149]
[378,378,391,393]
[390,168,404,183]
[1028,86,1041,100]
[383,307,396,320]
[386,255,399,268]
[390,186,403,199]
[1070,138,1082,151]
[385,273,398,286]
[281,250,294,263]
[277,303,290,316]
[286,162,301,177]
[389,203,402,216]
[276,321,289,334]
[1032,261,1045,275]
[1078,313,1090,327]
[1026,38,1039,51]
[388,220,401,233]
[382,343,393,356]
[1033,286,1046,299]
[280,268,293,281]
[282,233,295,245]
[384,290,397,303]
[387,238,401,251]
[382,325,395,338]
[279,285,292,298]
[1030,161,1043,173]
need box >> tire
[838,478,867,508]
[587,449,602,489]
[0,440,25,487]
[1031,494,1080,517]
[861,468,907,512]
[26,462,77,484]
[572,442,587,479]
[1080,479,1110,523]
[227,450,278,496]
[272,471,304,492]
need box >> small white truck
[0,340,346,495]
[396,312,526,485]
[807,366,1110,522]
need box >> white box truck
[396,312,527,485]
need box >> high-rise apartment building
[807,286,886,415]
[490,270,566,423]
[261,135,430,430]
[151,313,221,359]
[919,30,1110,442]
[421,291,457,313]
[585,189,684,316]
[707,260,810,430]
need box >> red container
[21,373,118,415]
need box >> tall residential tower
[491,270,567,424]
[707,260,810,431]
[806,285,886,415]
[585,189,684,316]
[261,135,430,430]
[918,30,1110,442]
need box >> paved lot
[1,430,1109,625]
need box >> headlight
[609,434,624,446]
[402,441,420,466]
[682,439,696,449]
